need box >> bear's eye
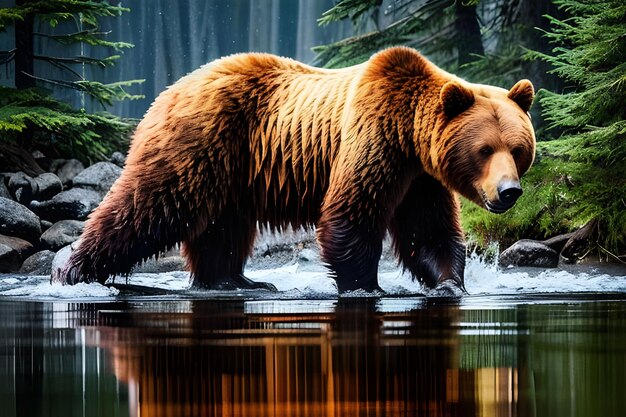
[479,146,494,157]
[511,147,523,159]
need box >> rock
[0,178,12,200]
[30,188,102,222]
[41,220,53,231]
[14,188,31,205]
[51,243,75,280]
[72,162,122,195]
[499,239,558,268]
[8,172,34,203]
[7,171,62,204]
[52,159,85,185]
[132,256,186,273]
[40,220,85,251]
[19,250,55,275]
[0,244,21,272]
[0,234,34,272]
[31,150,51,171]
[0,197,42,242]
[33,172,63,200]
[109,151,126,168]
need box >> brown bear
[53,47,535,293]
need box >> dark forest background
[1,0,624,260]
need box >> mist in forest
[1,0,358,118]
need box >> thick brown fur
[53,47,535,292]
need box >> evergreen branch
[0,87,136,164]
[0,8,25,30]
[22,74,144,108]
[34,54,119,68]
[314,0,455,68]
[33,29,133,50]
[47,58,84,80]
[318,0,381,26]
[1,1,129,29]
[0,48,17,65]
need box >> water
[1,258,625,417]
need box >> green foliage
[466,0,626,259]
[36,77,144,107]
[1,0,142,162]
[317,0,381,27]
[1,0,142,106]
[0,0,128,31]
[460,30,526,87]
[313,0,460,69]
[0,87,133,163]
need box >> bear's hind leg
[54,179,183,285]
[183,211,277,291]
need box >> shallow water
[1,295,625,417]
[1,258,625,417]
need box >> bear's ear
[440,81,475,118]
[508,79,534,112]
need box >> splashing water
[1,252,624,300]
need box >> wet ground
[1,292,625,417]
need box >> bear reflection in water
[88,299,531,417]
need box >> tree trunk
[518,0,566,132]
[14,0,35,89]
[454,3,484,67]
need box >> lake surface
[1,293,625,417]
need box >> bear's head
[432,79,536,213]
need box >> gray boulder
[8,172,34,204]
[40,220,53,232]
[7,171,62,204]
[109,151,126,168]
[0,179,11,200]
[30,188,102,222]
[72,162,122,195]
[499,239,559,268]
[19,250,56,275]
[33,172,63,200]
[50,243,75,281]
[52,158,85,185]
[40,220,85,251]
[0,234,34,272]
[0,243,20,272]
[0,197,42,242]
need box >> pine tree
[0,0,143,163]
[313,0,482,71]
[464,0,626,261]
[531,0,625,259]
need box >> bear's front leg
[317,212,384,293]
[317,142,416,293]
[389,174,467,294]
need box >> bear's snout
[497,180,523,207]
[481,179,523,214]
